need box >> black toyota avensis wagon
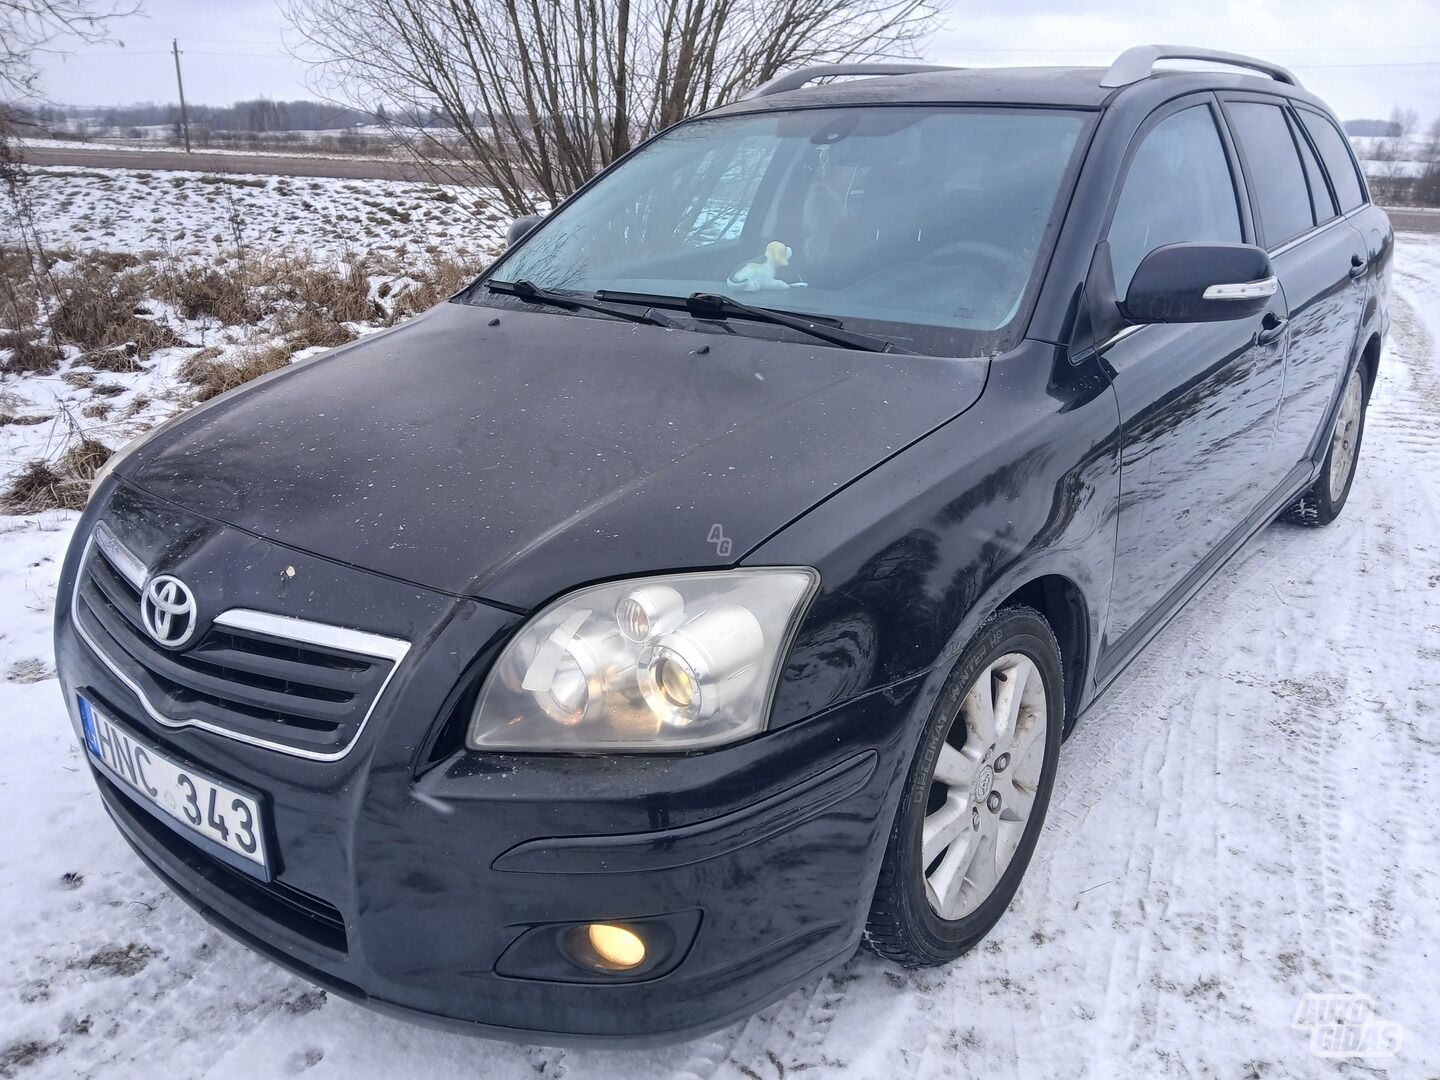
[57,46,1390,1044]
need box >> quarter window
[1298,110,1367,212]
[1108,106,1242,296]
[1227,102,1315,247]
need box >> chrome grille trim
[72,532,412,762]
[94,522,146,589]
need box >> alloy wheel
[1328,370,1364,503]
[921,652,1048,920]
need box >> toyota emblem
[141,574,198,648]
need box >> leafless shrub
[1,0,141,105]
[287,0,940,216]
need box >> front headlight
[467,568,818,752]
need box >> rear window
[1227,102,1314,247]
[1298,110,1367,212]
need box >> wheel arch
[991,574,1089,735]
[1359,331,1381,396]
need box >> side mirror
[506,214,544,248]
[1120,242,1276,324]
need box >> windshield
[474,106,1090,355]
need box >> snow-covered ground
[2,230,1438,1078]
[20,164,504,260]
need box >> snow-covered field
[20,164,504,260]
[2,216,1438,1077]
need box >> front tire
[1282,365,1368,527]
[864,606,1063,967]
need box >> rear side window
[1290,112,1337,225]
[1298,110,1367,212]
[1227,102,1314,247]
[1108,106,1242,296]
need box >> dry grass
[47,255,183,358]
[80,347,142,373]
[2,337,64,374]
[172,269,253,324]
[175,345,223,384]
[391,252,482,319]
[182,341,296,402]
[268,256,378,323]
[0,434,112,513]
[277,306,357,350]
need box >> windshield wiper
[485,279,677,328]
[594,290,907,354]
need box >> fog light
[586,923,646,969]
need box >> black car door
[1219,96,1368,470]
[1096,96,1290,668]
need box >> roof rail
[741,63,957,100]
[1100,45,1301,89]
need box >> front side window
[1227,101,1315,247]
[1298,109,1367,212]
[476,107,1090,355]
[1107,105,1242,296]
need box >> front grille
[97,772,349,954]
[74,527,408,759]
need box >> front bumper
[55,483,921,1045]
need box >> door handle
[1257,312,1288,346]
[1349,254,1368,279]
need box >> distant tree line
[1351,106,1440,207]
[1343,118,1403,137]
[24,98,412,133]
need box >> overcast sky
[31,0,1440,124]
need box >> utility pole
[172,39,192,153]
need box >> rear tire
[864,606,1063,967]
[1281,365,1368,527]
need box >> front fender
[750,339,1121,746]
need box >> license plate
[79,696,270,876]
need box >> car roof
[707,65,1336,118]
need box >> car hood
[126,301,988,609]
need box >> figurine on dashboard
[727,241,808,291]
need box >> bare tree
[2,0,140,112]
[286,0,941,216]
